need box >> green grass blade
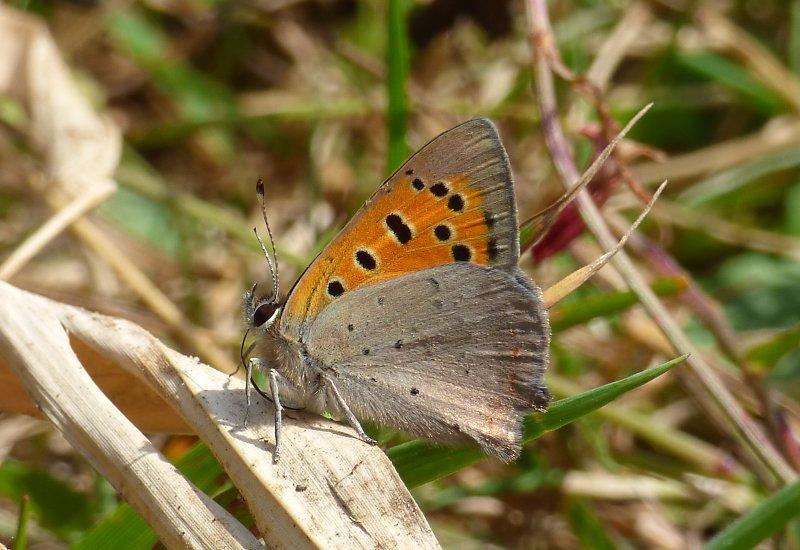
[706,477,800,550]
[747,322,800,371]
[525,355,688,437]
[550,277,685,333]
[387,355,687,487]
[678,52,785,115]
[75,443,223,550]
[791,1,800,75]
[388,444,484,489]
[518,218,537,252]
[568,498,618,550]
[0,460,93,540]
[386,0,410,172]
[680,148,800,206]
[14,495,30,550]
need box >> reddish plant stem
[526,0,795,485]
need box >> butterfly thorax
[256,316,333,411]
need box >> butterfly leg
[323,374,376,446]
[243,357,258,427]
[268,369,283,462]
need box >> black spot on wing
[327,280,345,297]
[412,178,425,191]
[447,194,464,212]
[430,182,448,197]
[434,224,451,241]
[355,249,377,270]
[487,238,499,261]
[386,213,412,244]
[452,244,471,262]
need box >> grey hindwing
[304,263,550,461]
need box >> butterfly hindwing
[282,118,519,340]
[304,263,550,461]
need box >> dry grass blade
[0,283,260,549]
[0,179,115,280]
[0,4,236,374]
[0,346,189,433]
[543,180,667,308]
[563,472,757,512]
[0,283,438,548]
[0,5,119,196]
[632,118,800,186]
[649,199,800,262]
[526,103,653,245]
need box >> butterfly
[242,119,550,462]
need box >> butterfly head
[244,177,283,332]
[244,282,282,330]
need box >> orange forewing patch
[284,174,490,324]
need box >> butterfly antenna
[255,178,280,303]
[233,328,255,377]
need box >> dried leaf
[0,283,438,547]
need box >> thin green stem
[386,0,410,172]
[14,495,30,550]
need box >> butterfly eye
[253,303,279,327]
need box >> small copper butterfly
[242,119,550,462]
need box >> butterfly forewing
[304,263,550,461]
[281,119,519,341]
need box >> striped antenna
[254,178,280,303]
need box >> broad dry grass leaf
[0,283,439,548]
[0,283,260,549]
